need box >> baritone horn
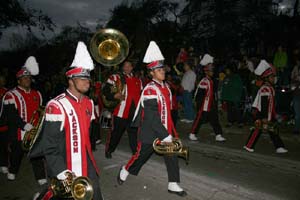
[153,138,189,164]
[50,171,93,200]
[22,106,45,151]
[89,28,129,67]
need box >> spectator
[180,61,196,123]
[273,45,288,86]
[220,64,244,127]
[291,57,300,135]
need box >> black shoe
[168,190,187,197]
[105,151,112,159]
[117,167,124,185]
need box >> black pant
[191,106,223,136]
[126,143,180,182]
[0,131,8,166]
[87,157,103,200]
[106,103,138,154]
[9,140,46,180]
[226,101,243,124]
[245,128,285,149]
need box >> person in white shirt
[180,61,196,123]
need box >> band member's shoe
[215,134,226,142]
[243,146,254,152]
[117,166,129,185]
[0,166,8,174]
[189,133,198,141]
[7,173,16,181]
[105,151,112,159]
[96,139,102,145]
[276,147,288,154]
[168,182,187,197]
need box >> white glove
[162,135,173,143]
[24,123,34,131]
[57,169,74,180]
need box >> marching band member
[104,60,142,158]
[244,60,288,153]
[0,75,9,174]
[117,41,187,197]
[189,54,226,142]
[30,42,103,199]
[2,56,47,186]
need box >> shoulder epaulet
[3,91,15,105]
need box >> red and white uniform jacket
[132,79,176,144]
[0,87,8,132]
[2,86,42,140]
[194,76,214,112]
[252,83,276,121]
[41,90,99,177]
[106,73,142,118]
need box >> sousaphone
[89,28,129,67]
[89,28,129,109]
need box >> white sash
[11,89,27,140]
[58,98,83,176]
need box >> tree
[0,0,54,38]
[106,0,182,64]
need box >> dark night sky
[0,0,294,50]
[0,0,128,50]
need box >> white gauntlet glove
[57,169,74,180]
[162,135,173,143]
[24,123,34,131]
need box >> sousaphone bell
[89,28,129,67]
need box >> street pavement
[0,118,300,200]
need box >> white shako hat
[66,41,94,79]
[143,41,165,70]
[254,60,275,78]
[16,56,39,79]
[200,54,214,71]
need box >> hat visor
[71,75,91,80]
[148,63,164,70]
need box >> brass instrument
[22,106,45,151]
[89,28,129,109]
[50,171,93,200]
[90,28,129,67]
[153,138,189,164]
[251,119,279,134]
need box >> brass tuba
[89,28,129,67]
[153,138,189,164]
[89,28,129,109]
[50,171,94,200]
[22,106,45,151]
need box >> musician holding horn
[117,41,187,197]
[31,42,103,200]
[2,56,47,186]
[104,60,143,159]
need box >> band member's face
[123,61,133,74]
[151,67,165,82]
[205,70,214,77]
[268,75,276,84]
[18,76,32,89]
[72,78,90,93]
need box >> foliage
[0,0,54,38]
